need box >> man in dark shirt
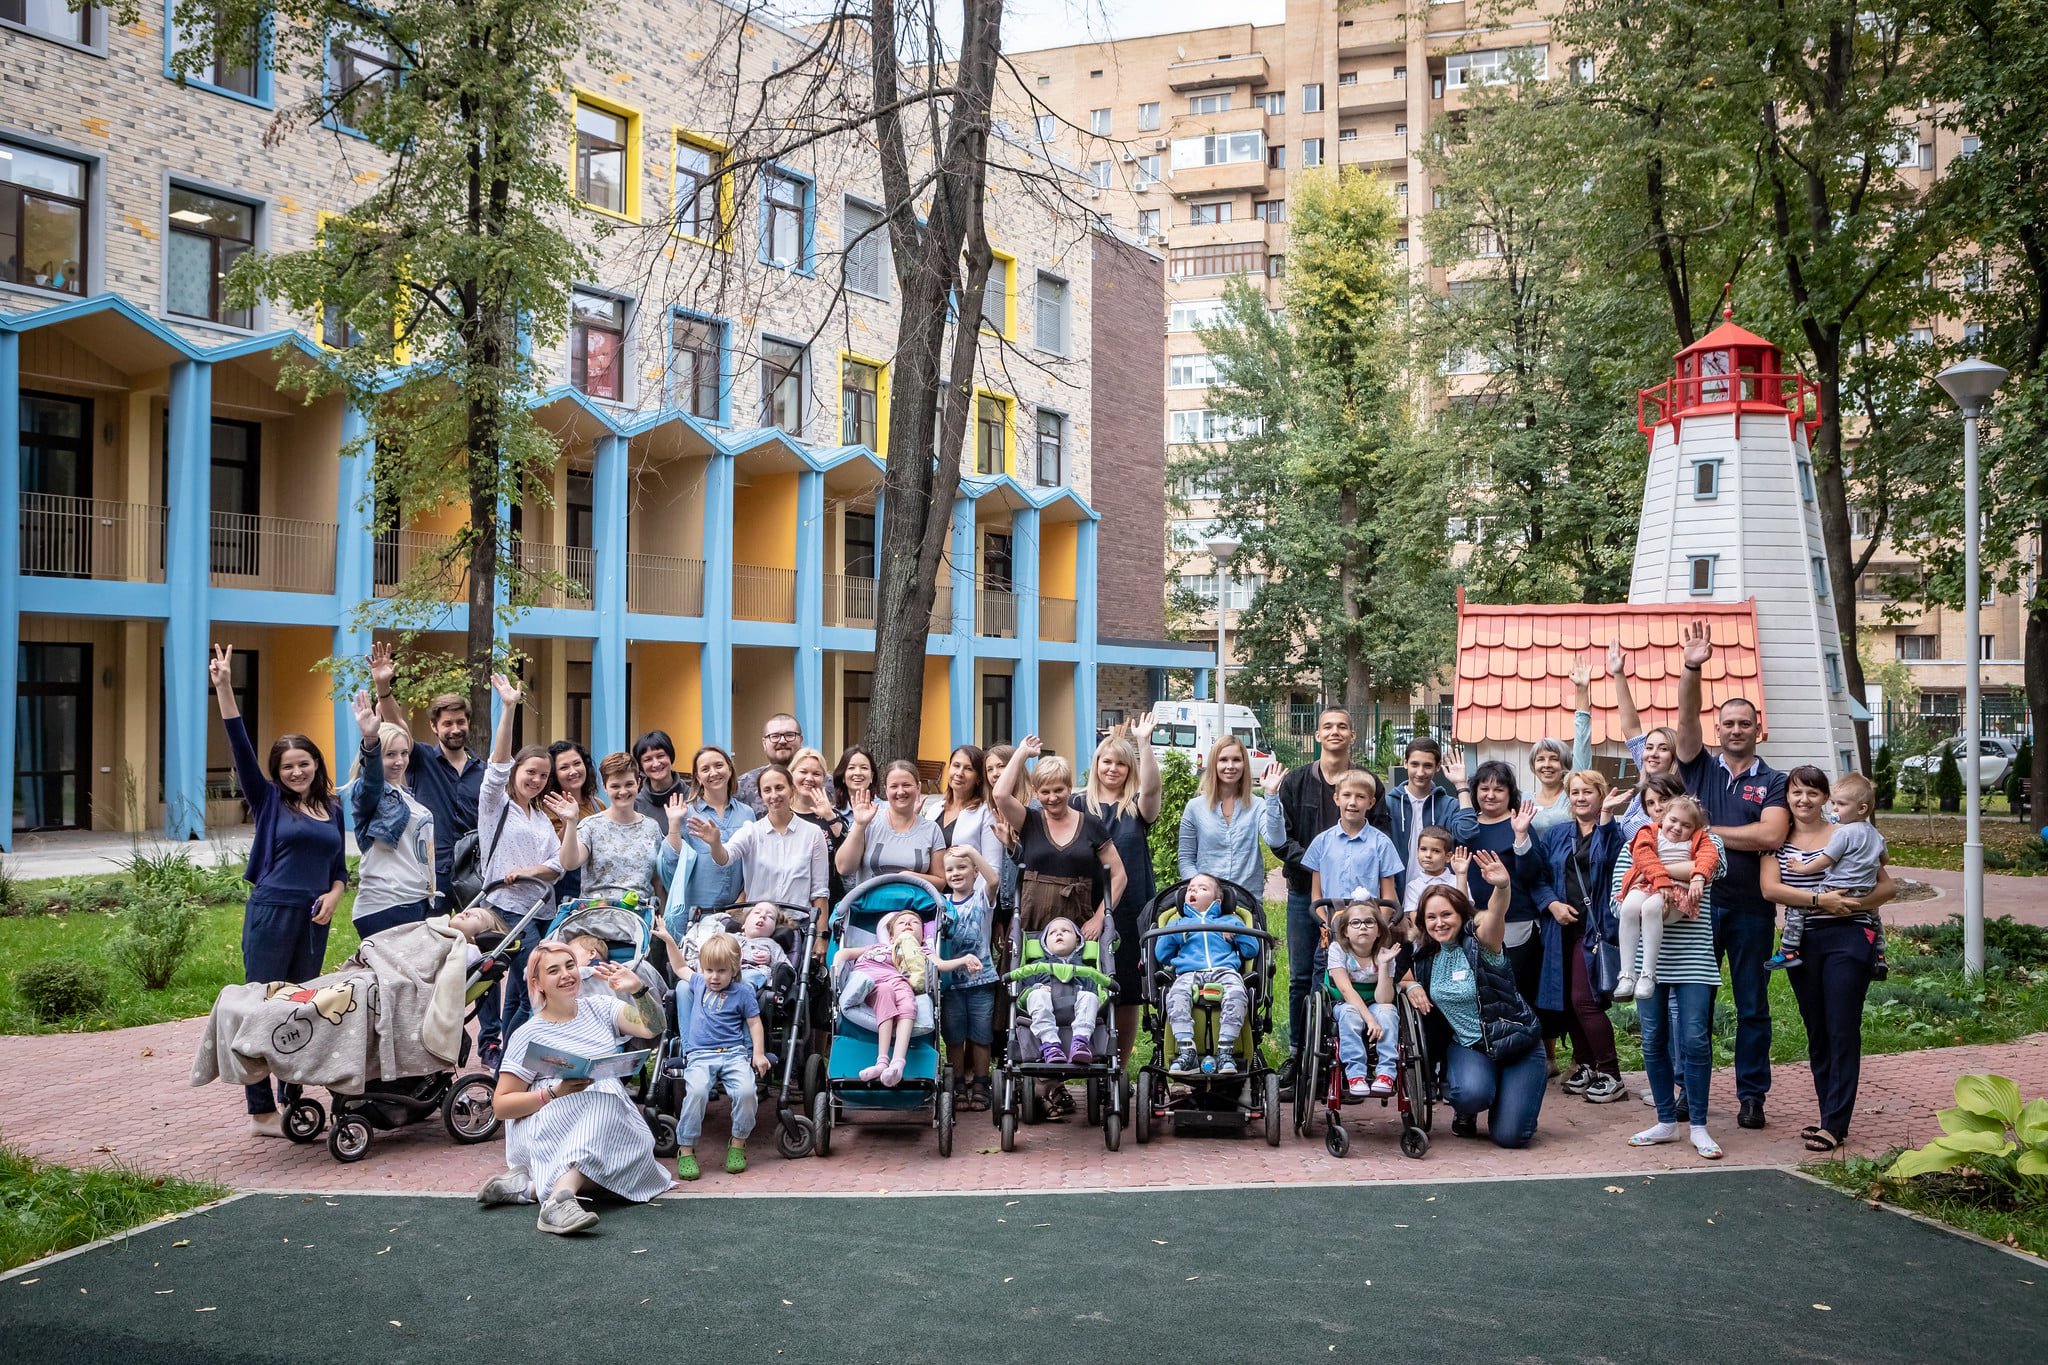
[1674,621,1791,1130]
[371,644,482,906]
[1267,707,1357,1088]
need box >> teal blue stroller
[812,874,957,1158]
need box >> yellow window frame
[835,350,891,455]
[670,127,733,250]
[981,247,1017,339]
[972,387,1016,477]
[570,88,642,224]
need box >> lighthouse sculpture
[1628,305,1863,777]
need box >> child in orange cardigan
[1613,795,1719,1001]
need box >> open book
[519,1044,651,1082]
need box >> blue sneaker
[1764,951,1798,973]
[1214,1054,1239,1076]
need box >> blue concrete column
[164,359,213,840]
[590,433,628,758]
[701,451,734,749]
[1011,505,1041,743]
[1073,516,1099,763]
[793,469,824,743]
[1147,668,1165,706]
[0,331,19,850]
[947,493,975,748]
[331,401,374,755]
[1194,668,1210,701]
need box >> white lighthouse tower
[1627,306,1863,777]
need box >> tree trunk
[2029,519,2047,824]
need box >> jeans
[1640,982,1714,1125]
[1284,889,1321,1053]
[941,982,998,1047]
[1335,1001,1399,1080]
[1443,1040,1547,1148]
[677,1047,759,1147]
[351,899,430,940]
[242,891,332,1115]
[1714,904,1776,1102]
[1785,918,1878,1138]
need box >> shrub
[1888,947,2013,979]
[1896,914,2048,968]
[2018,835,2048,875]
[1872,742,1896,810]
[2009,737,2033,815]
[108,884,201,991]
[15,958,112,1020]
[1866,980,1981,1020]
[1935,742,1964,805]
[1887,1073,2048,1182]
[1148,749,1200,888]
[54,876,120,913]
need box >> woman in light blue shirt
[1176,736,1283,898]
[658,744,751,929]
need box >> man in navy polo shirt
[1674,621,1791,1130]
[371,643,483,905]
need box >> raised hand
[208,643,234,688]
[1569,662,1592,691]
[1681,619,1713,669]
[351,689,380,739]
[1017,733,1044,761]
[1130,708,1155,741]
[490,672,522,705]
[1376,942,1402,967]
[990,813,1014,849]
[1509,798,1537,838]
[665,789,689,826]
[1449,845,1471,879]
[1603,786,1636,814]
[1259,759,1284,795]
[1605,637,1624,678]
[1445,750,1468,787]
[685,814,719,843]
[541,791,579,823]
[368,640,397,692]
[1473,848,1511,887]
[850,788,878,827]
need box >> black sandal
[1802,1128,1842,1153]
[1045,1085,1077,1119]
[968,1078,992,1112]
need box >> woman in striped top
[1760,766,1899,1154]
[1618,779,1729,1160]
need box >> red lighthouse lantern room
[1637,304,1821,441]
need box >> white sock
[1631,1121,1681,1144]
[1690,1125,1720,1154]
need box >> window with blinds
[843,198,887,298]
[1034,272,1067,354]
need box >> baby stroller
[1292,898,1434,1159]
[992,924,1124,1152]
[283,879,547,1163]
[1130,877,1283,1146]
[543,884,667,1117]
[645,899,825,1160]
[811,874,957,1158]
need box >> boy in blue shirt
[1157,873,1257,1075]
[1302,771,1404,907]
[671,933,769,1181]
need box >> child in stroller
[1157,873,1257,1076]
[834,908,982,1086]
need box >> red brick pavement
[2,1015,2040,1196]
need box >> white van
[1148,702,1272,768]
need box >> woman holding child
[1759,767,1898,1155]
[476,938,670,1234]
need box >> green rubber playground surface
[2,1169,2038,1364]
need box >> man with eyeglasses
[737,712,838,816]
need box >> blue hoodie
[1156,901,1256,974]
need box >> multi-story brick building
[0,0,1189,840]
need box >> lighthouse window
[1825,651,1843,691]
[1812,556,1830,598]
[1797,458,1815,501]
[1691,459,1721,499]
[1688,554,1716,595]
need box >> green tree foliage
[1148,749,1199,888]
[1873,741,1897,809]
[1173,171,1454,713]
[1936,739,1965,805]
[141,0,602,717]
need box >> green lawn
[0,892,364,1036]
[1874,814,2046,875]
[1805,1153,2048,1260]
[0,1140,227,1272]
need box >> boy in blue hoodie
[1158,873,1257,1075]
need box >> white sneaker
[537,1191,599,1235]
[477,1167,533,1207]
[248,1112,285,1139]
[1614,975,1636,999]
[1582,1073,1628,1104]
[1633,974,1658,1000]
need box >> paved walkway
[1,1008,2038,1196]
[5,827,254,881]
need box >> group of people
[210,619,1896,1231]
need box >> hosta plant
[1886,1074,2048,1181]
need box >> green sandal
[726,1146,747,1175]
[676,1153,700,1181]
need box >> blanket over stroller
[190,918,469,1094]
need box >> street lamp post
[1206,534,1240,745]
[1935,356,2008,979]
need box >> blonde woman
[344,692,437,939]
[1078,714,1161,1061]
[991,735,1128,938]
[1176,735,1283,897]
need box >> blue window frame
[323,23,399,138]
[669,308,730,425]
[758,164,815,274]
[164,2,274,108]
[1797,458,1815,501]
[1812,555,1829,597]
[1825,651,1843,691]
[1690,457,1721,499]
[1687,554,1716,595]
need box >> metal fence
[1039,595,1077,642]
[372,530,465,600]
[734,563,797,622]
[208,512,338,594]
[824,572,876,627]
[625,553,704,616]
[18,494,166,582]
[515,541,594,609]
[978,588,1018,638]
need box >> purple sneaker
[1066,1040,1093,1067]
[1036,1039,1068,1065]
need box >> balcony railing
[735,563,797,622]
[208,513,338,594]
[516,541,594,609]
[626,552,704,616]
[1039,595,1077,643]
[930,583,953,634]
[19,494,165,582]
[978,588,1018,638]
[373,530,466,601]
[824,572,877,628]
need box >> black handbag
[447,801,509,912]
[1570,845,1622,1001]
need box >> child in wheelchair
[1326,899,1403,1099]
[1157,873,1257,1076]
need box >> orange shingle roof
[1451,591,1765,747]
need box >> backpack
[447,801,510,912]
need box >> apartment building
[1010,0,1566,730]
[0,0,1189,841]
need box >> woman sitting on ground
[477,939,671,1234]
